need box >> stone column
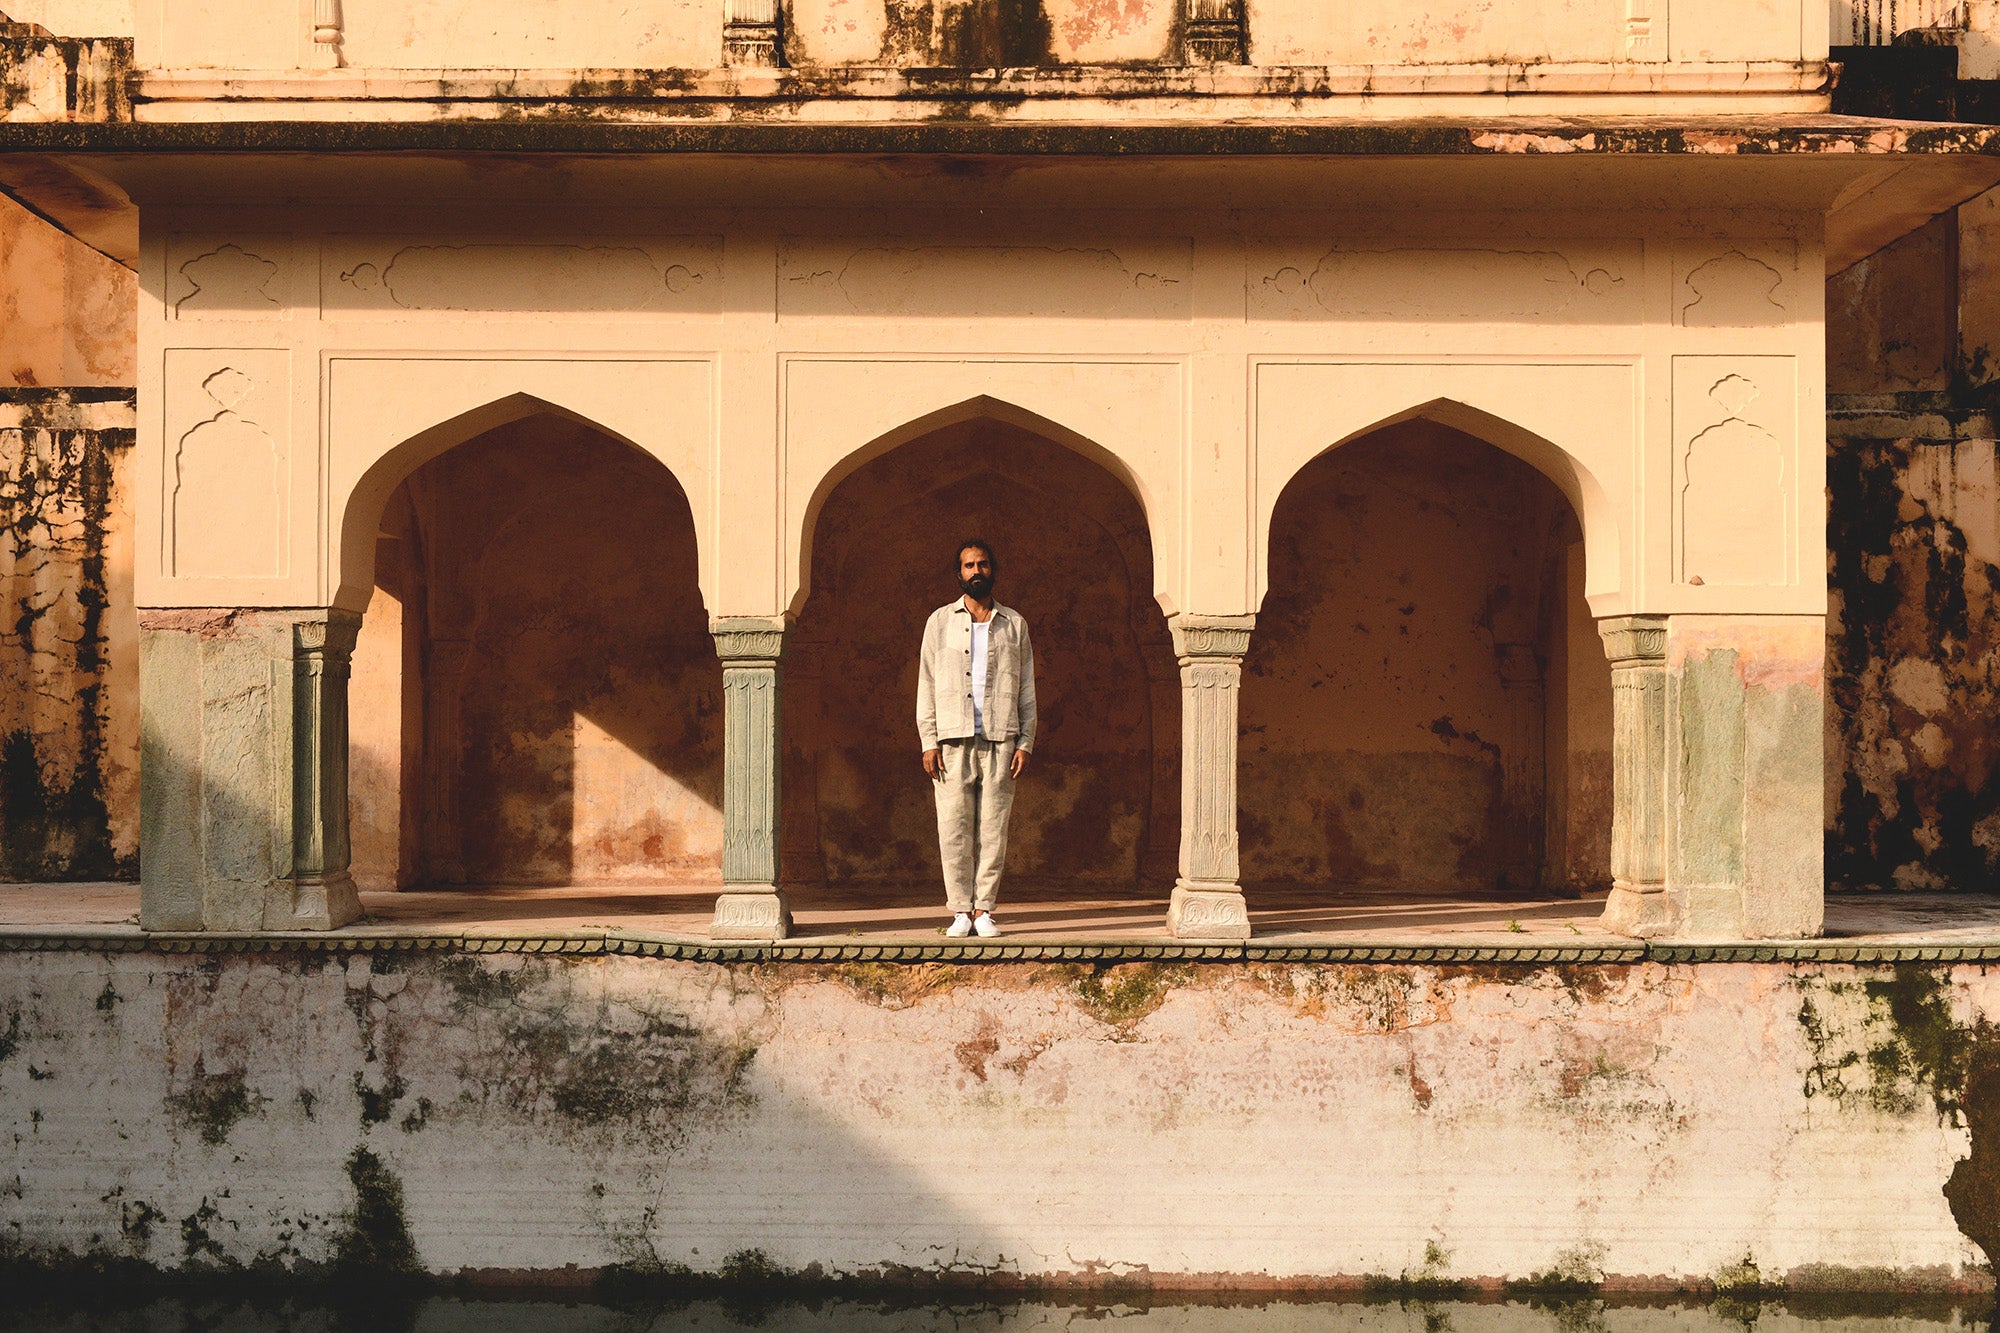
[711,617,791,941]
[1598,615,1669,936]
[1663,614,1825,940]
[140,608,363,931]
[1168,614,1254,940]
[723,0,785,67]
[1182,0,1247,63]
[1595,613,1825,940]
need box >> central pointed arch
[791,395,1163,620]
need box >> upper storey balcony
[22,0,1851,121]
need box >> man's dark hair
[955,538,998,574]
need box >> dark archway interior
[349,414,722,889]
[1239,418,1613,896]
[784,417,1178,898]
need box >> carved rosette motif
[1169,615,1255,940]
[723,0,786,68]
[1182,0,1247,63]
[1597,616,1667,901]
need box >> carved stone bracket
[723,0,786,69]
[712,617,792,941]
[1168,614,1255,941]
[1597,615,1670,938]
[1182,0,1247,64]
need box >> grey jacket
[916,599,1037,753]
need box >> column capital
[1171,613,1255,662]
[293,608,362,662]
[1597,614,1667,668]
[712,616,789,664]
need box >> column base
[712,888,793,941]
[1599,882,1674,939]
[268,872,363,931]
[1169,881,1250,941]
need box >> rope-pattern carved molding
[5,929,2000,965]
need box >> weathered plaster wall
[0,197,132,390]
[1826,193,2000,891]
[787,419,1177,891]
[0,389,136,881]
[1240,422,1610,894]
[346,416,723,889]
[1,949,1994,1282]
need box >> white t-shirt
[970,618,990,737]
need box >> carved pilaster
[1598,615,1670,937]
[723,0,786,68]
[712,617,791,940]
[1168,614,1254,940]
[309,0,343,69]
[286,610,362,929]
[1182,0,1247,63]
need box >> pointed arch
[1272,396,1622,612]
[335,392,690,612]
[790,394,1161,618]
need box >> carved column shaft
[1598,615,1668,936]
[291,611,360,894]
[1182,0,1247,63]
[712,618,792,941]
[1169,615,1254,940]
[310,0,343,68]
[724,0,786,68]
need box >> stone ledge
[4,116,1997,156]
[7,926,2000,963]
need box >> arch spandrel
[1252,363,1636,618]
[325,358,714,614]
[780,360,1186,620]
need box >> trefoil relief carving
[1675,364,1790,589]
[173,244,282,317]
[1250,243,1638,322]
[1676,245,1793,326]
[168,365,284,579]
[324,241,721,315]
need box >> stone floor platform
[4,881,2000,962]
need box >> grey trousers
[934,738,1016,913]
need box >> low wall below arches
[1,941,1993,1287]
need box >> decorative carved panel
[1675,243,1796,327]
[167,240,290,319]
[1250,242,1642,323]
[163,350,290,580]
[778,240,1195,321]
[1673,357,1795,588]
[321,239,725,316]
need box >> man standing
[917,539,1036,937]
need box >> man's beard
[960,574,994,599]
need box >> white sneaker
[945,913,974,937]
[973,913,1001,938]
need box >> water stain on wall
[1240,419,1611,894]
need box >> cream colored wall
[140,0,1825,69]
[4,0,133,36]
[133,202,1827,629]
